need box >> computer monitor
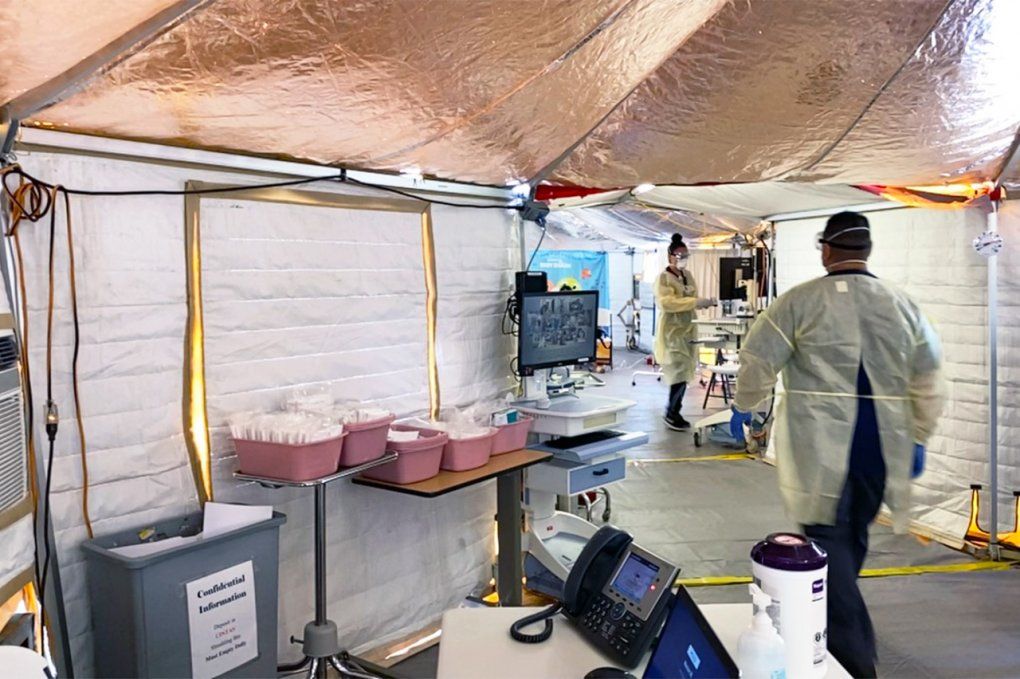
[517,290,599,376]
[643,586,739,679]
[719,257,753,301]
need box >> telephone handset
[510,526,679,669]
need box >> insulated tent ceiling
[544,182,888,248]
[2,0,1019,190]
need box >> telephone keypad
[579,589,676,667]
[582,595,614,632]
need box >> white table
[437,604,850,679]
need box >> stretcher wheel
[602,509,611,522]
[656,376,662,382]
[693,432,702,447]
[631,380,637,386]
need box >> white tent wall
[772,206,1006,543]
[432,205,518,407]
[13,150,512,675]
[15,153,200,674]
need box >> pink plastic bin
[338,414,396,468]
[361,426,448,484]
[438,428,496,471]
[491,416,533,455]
[234,433,346,482]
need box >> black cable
[502,295,520,336]
[344,176,517,210]
[4,165,522,211]
[38,437,55,608]
[5,165,346,197]
[526,225,547,271]
[510,603,563,643]
[39,191,60,622]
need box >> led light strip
[183,190,213,504]
[182,182,434,503]
[420,207,441,419]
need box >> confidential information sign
[186,561,258,679]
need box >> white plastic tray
[516,395,637,437]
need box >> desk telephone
[510,526,679,668]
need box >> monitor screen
[611,553,660,603]
[518,291,598,374]
[719,257,753,301]
[643,588,739,679]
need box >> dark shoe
[663,415,690,431]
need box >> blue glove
[911,443,925,478]
[730,407,753,442]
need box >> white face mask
[673,253,689,267]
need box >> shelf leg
[496,470,523,606]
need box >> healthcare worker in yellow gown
[730,212,944,677]
[654,234,714,430]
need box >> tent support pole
[987,204,1000,560]
[1,114,19,161]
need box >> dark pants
[803,365,885,678]
[804,471,884,678]
[666,381,686,419]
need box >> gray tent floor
[389,356,1017,678]
[603,359,972,578]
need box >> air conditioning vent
[0,387,25,514]
[0,335,16,372]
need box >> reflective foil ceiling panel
[0,0,179,105]
[551,0,952,186]
[547,201,757,248]
[28,0,724,185]
[14,0,1020,188]
[790,0,1020,186]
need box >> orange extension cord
[1,167,92,538]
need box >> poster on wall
[186,561,258,679]
[532,250,609,310]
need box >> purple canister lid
[751,533,827,571]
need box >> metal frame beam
[1,115,18,160]
[764,201,903,223]
[3,1,210,120]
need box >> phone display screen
[611,553,660,603]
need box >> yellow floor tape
[676,560,1011,588]
[630,453,755,463]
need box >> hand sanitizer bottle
[738,584,787,679]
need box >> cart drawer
[569,457,626,494]
[526,456,626,495]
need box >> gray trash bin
[83,510,286,678]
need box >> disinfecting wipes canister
[751,533,828,679]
